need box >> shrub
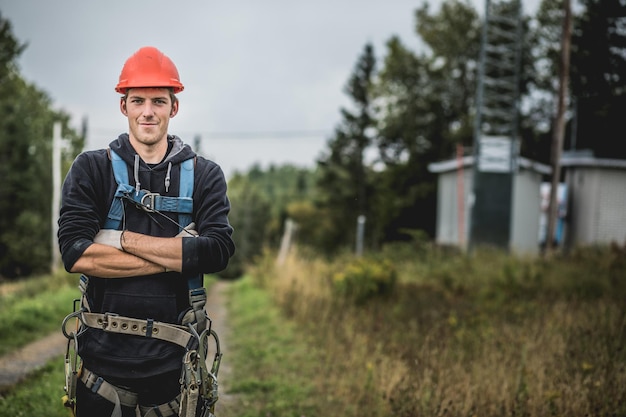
[331,256,397,304]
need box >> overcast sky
[1,0,539,178]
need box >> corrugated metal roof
[428,156,551,175]
[560,156,626,169]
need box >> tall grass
[249,244,626,416]
[2,247,624,416]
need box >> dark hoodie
[58,134,235,378]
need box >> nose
[141,102,156,117]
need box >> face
[120,87,178,148]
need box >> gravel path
[0,330,67,392]
[204,280,235,415]
[0,280,235,415]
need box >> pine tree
[315,43,376,253]
[570,0,626,157]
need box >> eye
[154,99,167,105]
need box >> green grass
[222,277,322,417]
[0,356,67,417]
[0,271,80,416]
[3,246,626,416]
[0,275,322,416]
[0,271,79,356]
[251,245,626,416]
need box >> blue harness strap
[178,157,194,230]
[104,151,194,231]
[104,151,134,230]
[104,149,203,292]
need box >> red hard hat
[115,46,184,94]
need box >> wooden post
[277,218,296,265]
[546,0,571,253]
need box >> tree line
[1,0,625,278]
[0,12,84,278]
[223,0,626,277]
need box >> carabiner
[62,310,85,339]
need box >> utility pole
[456,144,466,246]
[51,122,62,272]
[469,0,523,251]
[546,0,572,253]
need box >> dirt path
[0,330,67,392]
[0,280,235,414]
[204,280,235,415]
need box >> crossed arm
[71,231,187,278]
[59,154,233,278]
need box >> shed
[428,156,550,255]
[561,153,626,247]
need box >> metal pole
[456,144,465,247]
[355,215,366,257]
[51,122,62,272]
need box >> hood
[109,133,195,167]
[108,133,196,193]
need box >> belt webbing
[81,312,195,349]
[81,368,136,417]
[81,368,180,417]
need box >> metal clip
[63,332,80,412]
[140,192,159,212]
[62,310,86,339]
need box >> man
[58,46,235,417]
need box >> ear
[120,98,128,116]
[170,100,179,118]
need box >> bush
[331,256,397,304]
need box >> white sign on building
[478,136,515,173]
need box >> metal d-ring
[139,191,159,212]
[62,310,85,339]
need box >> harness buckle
[101,312,119,329]
[140,192,160,212]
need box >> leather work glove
[176,222,198,238]
[93,229,123,250]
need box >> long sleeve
[58,150,113,271]
[182,160,235,275]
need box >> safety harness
[62,150,222,417]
